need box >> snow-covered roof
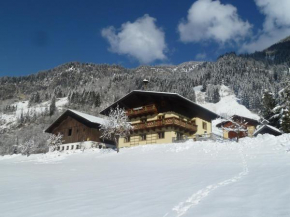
[253,124,282,136]
[68,109,106,125]
[45,109,106,133]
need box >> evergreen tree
[281,110,290,133]
[49,96,56,116]
[261,89,275,122]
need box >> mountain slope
[247,35,290,66]
[195,85,260,120]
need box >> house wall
[192,117,212,136]
[247,126,256,137]
[57,141,115,151]
[119,128,183,148]
[221,124,256,139]
[51,116,102,144]
[119,112,213,147]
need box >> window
[71,145,74,150]
[140,134,146,141]
[158,132,165,139]
[68,128,72,136]
[202,122,207,130]
[76,145,80,149]
[66,146,69,150]
[57,146,60,151]
[177,132,183,140]
[124,136,130,143]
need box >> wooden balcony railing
[132,117,197,133]
[126,104,158,117]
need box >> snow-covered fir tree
[261,89,276,125]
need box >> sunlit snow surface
[1,134,290,217]
[194,85,260,120]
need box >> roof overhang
[45,110,101,133]
[100,90,219,121]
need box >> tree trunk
[115,136,120,153]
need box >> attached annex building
[101,90,219,148]
[45,109,113,150]
[216,115,259,139]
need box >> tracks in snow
[164,145,249,217]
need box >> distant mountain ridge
[245,35,290,65]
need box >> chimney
[143,79,149,90]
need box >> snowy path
[164,145,249,217]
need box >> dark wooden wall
[52,116,102,144]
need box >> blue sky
[1,0,290,77]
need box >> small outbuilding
[216,115,259,139]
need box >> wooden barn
[216,115,259,139]
[45,110,113,149]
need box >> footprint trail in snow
[164,145,249,217]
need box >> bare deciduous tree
[100,105,132,153]
[222,117,248,143]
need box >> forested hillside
[1,36,290,155]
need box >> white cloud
[195,52,207,60]
[101,15,167,64]
[178,0,252,44]
[241,0,290,53]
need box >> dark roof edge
[45,110,100,133]
[100,90,220,119]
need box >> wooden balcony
[132,117,197,133]
[126,104,158,117]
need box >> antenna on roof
[143,79,149,90]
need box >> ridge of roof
[100,90,220,118]
[68,109,106,125]
[253,124,281,136]
[45,109,106,133]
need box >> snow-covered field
[1,134,290,217]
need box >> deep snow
[1,134,290,217]
[194,85,260,120]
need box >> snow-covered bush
[47,133,63,152]
[19,138,38,156]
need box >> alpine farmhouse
[100,90,219,148]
